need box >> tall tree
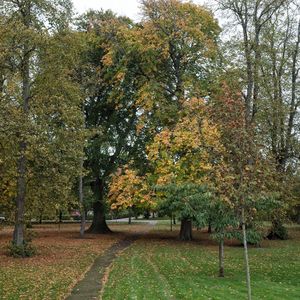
[77,11,149,233]
[1,0,84,250]
[218,0,300,239]
[147,98,225,240]
[137,0,220,127]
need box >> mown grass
[102,225,300,300]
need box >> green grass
[102,226,300,300]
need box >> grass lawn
[0,222,145,300]
[102,224,300,300]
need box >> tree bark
[13,140,27,246]
[179,218,192,241]
[86,177,111,234]
[219,239,224,277]
[13,3,31,246]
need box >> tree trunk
[173,215,176,225]
[208,221,212,233]
[13,7,31,246]
[59,211,63,223]
[219,239,224,277]
[79,160,85,238]
[128,208,132,225]
[242,208,252,300]
[179,218,192,241]
[13,142,26,246]
[86,177,111,234]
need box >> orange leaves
[108,167,154,210]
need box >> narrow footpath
[66,221,156,300]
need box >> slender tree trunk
[86,177,111,234]
[179,218,192,241]
[128,208,132,225]
[170,214,173,231]
[208,221,212,233]
[173,215,176,225]
[242,208,252,300]
[79,158,85,238]
[59,211,63,223]
[219,238,224,277]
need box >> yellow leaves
[102,50,114,66]
[147,97,225,187]
[108,167,153,210]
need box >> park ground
[0,221,299,300]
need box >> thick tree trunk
[179,218,192,241]
[219,239,224,277]
[13,9,31,245]
[13,141,27,246]
[86,177,111,234]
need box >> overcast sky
[72,0,212,20]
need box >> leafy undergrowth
[0,223,139,300]
[102,225,300,300]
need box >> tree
[211,81,280,299]
[148,98,225,240]
[136,0,220,128]
[258,5,300,237]
[1,0,84,252]
[77,1,221,234]
[77,10,149,233]
[218,0,300,236]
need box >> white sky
[72,0,212,21]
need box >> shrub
[8,230,37,258]
[267,221,288,240]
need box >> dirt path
[65,222,156,300]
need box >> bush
[8,240,36,258]
[267,221,288,240]
[8,230,37,258]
